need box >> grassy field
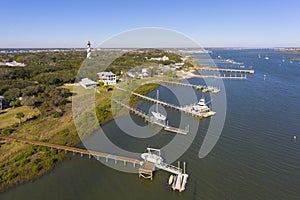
[0,106,37,129]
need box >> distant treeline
[0,51,86,115]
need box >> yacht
[151,90,167,121]
[196,98,209,111]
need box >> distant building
[174,62,184,69]
[0,60,25,67]
[98,72,117,85]
[142,68,148,73]
[150,55,169,61]
[79,78,98,89]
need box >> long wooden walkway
[199,67,255,74]
[95,89,188,135]
[115,87,215,118]
[158,80,220,93]
[183,73,247,79]
[0,135,141,166]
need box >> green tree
[15,112,25,124]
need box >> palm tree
[16,112,25,124]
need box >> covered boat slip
[139,148,189,192]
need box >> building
[149,55,169,61]
[79,78,98,89]
[97,72,117,85]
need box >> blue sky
[1,0,300,48]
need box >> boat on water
[141,148,164,164]
[195,98,209,111]
[265,56,270,60]
[184,98,216,117]
[151,90,167,121]
[168,175,174,185]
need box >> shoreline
[0,83,159,193]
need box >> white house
[149,55,169,61]
[79,78,98,89]
[97,72,117,85]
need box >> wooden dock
[0,135,141,167]
[199,67,255,74]
[1,136,190,192]
[158,80,220,93]
[183,73,247,79]
[116,87,215,119]
[95,89,189,135]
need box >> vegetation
[107,49,183,75]
[0,51,86,191]
[0,51,85,116]
[0,49,167,191]
[0,106,36,129]
[15,112,25,124]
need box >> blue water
[1,49,300,200]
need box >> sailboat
[151,90,167,121]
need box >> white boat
[265,56,270,60]
[151,90,167,121]
[141,148,164,165]
[196,98,209,110]
[168,175,174,185]
[141,152,163,164]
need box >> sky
[1,0,300,48]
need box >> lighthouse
[87,41,91,59]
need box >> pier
[140,148,188,192]
[95,89,189,135]
[199,67,255,74]
[115,87,216,118]
[0,136,189,192]
[184,73,247,79]
[0,135,141,166]
[159,80,220,93]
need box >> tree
[21,96,36,107]
[15,112,25,124]
[3,88,21,102]
[9,99,21,108]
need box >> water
[2,49,300,199]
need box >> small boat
[151,90,167,121]
[265,56,270,60]
[168,175,174,185]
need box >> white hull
[151,111,167,121]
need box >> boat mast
[156,90,159,113]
